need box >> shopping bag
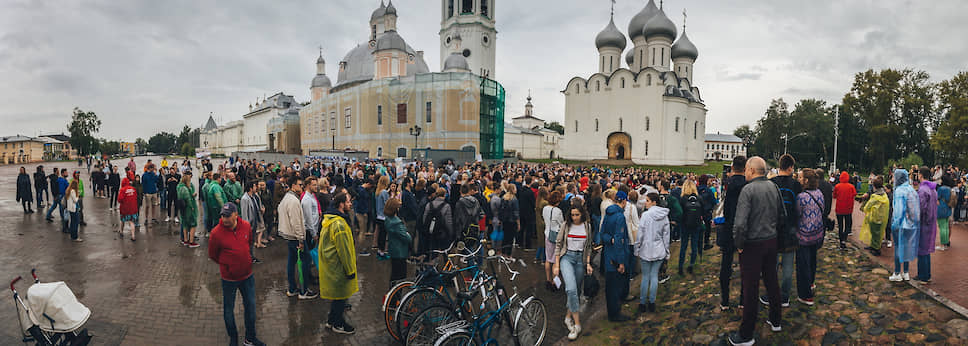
[309,248,319,268]
[859,221,872,245]
[296,249,304,286]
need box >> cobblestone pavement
[575,226,968,345]
[0,157,570,345]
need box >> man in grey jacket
[240,181,263,263]
[729,157,783,346]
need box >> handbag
[582,273,600,298]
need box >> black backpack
[424,203,449,239]
[774,183,798,249]
[682,195,702,228]
[499,198,515,225]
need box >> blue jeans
[36,187,46,206]
[69,211,79,240]
[559,250,584,312]
[639,259,662,304]
[287,240,311,294]
[46,195,62,219]
[678,226,700,270]
[159,189,166,210]
[892,228,910,273]
[591,214,602,244]
[917,254,931,281]
[222,275,257,343]
[779,251,794,302]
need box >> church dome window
[596,80,600,91]
[646,74,652,86]
[619,118,623,131]
[595,119,599,132]
[621,78,626,88]
[645,116,650,131]
[575,120,579,133]
[482,33,490,46]
[675,117,679,132]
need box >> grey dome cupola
[385,0,397,16]
[316,54,325,64]
[311,74,332,88]
[370,1,386,21]
[671,32,698,60]
[595,17,627,50]
[643,9,677,40]
[374,30,408,52]
[443,52,470,72]
[627,0,659,40]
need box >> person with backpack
[833,171,857,249]
[422,188,453,258]
[862,176,890,256]
[165,168,181,223]
[499,184,521,258]
[698,175,717,251]
[678,180,704,275]
[767,154,801,307]
[915,167,938,284]
[794,169,825,305]
[601,191,631,322]
[488,182,506,252]
[937,175,955,251]
[33,166,47,208]
[177,172,199,248]
[720,156,747,311]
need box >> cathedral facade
[562,0,706,165]
[298,0,505,159]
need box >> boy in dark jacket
[601,191,631,322]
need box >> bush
[886,153,923,175]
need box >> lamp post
[782,132,808,155]
[409,125,422,156]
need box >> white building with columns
[561,0,706,165]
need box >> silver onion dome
[443,52,470,72]
[370,1,386,21]
[595,17,627,50]
[311,74,332,88]
[643,9,677,40]
[627,0,659,40]
[671,32,698,60]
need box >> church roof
[311,74,332,88]
[628,0,660,40]
[643,8,677,40]
[40,133,70,142]
[512,114,544,121]
[443,52,470,71]
[595,17,627,50]
[336,36,430,87]
[671,32,698,60]
[204,115,217,131]
[370,1,386,21]
[705,133,742,143]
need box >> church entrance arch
[607,132,631,160]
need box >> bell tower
[440,0,497,78]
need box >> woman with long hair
[373,175,391,257]
[501,183,520,258]
[65,179,82,242]
[678,179,704,275]
[177,173,199,248]
[16,167,34,214]
[553,203,594,340]
[542,190,564,291]
[585,183,603,239]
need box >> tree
[67,107,102,156]
[97,139,121,156]
[134,138,147,155]
[785,99,835,168]
[750,98,790,160]
[931,71,968,167]
[177,125,193,149]
[147,132,178,154]
[180,143,195,158]
[544,121,564,135]
[733,124,754,151]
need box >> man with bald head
[728,156,784,346]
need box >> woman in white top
[542,190,565,292]
[634,193,670,313]
[65,179,83,242]
[553,203,594,340]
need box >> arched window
[575,84,579,94]
[645,117,650,131]
[595,119,599,132]
[621,78,625,88]
[645,140,649,156]
[377,147,383,157]
[574,120,578,133]
[646,74,652,86]
[694,121,698,139]
[596,80,600,91]
[675,117,679,132]
[619,118,623,131]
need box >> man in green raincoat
[177,171,199,247]
[319,192,358,334]
[208,173,227,232]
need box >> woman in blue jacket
[601,191,630,322]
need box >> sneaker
[564,316,575,330]
[358,250,370,256]
[728,332,754,346]
[648,302,656,312]
[720,303,730,311]
[175,218,180,224]
[687,266,694,274]
[252,258,261,264]
[285,290,298,297]
[759,295,769,306]
[331,321,356,334]
[181,240,188,246]
[797,297,815,306]
[637,304,648,314]
[165,217,170,222]
[299,290,318,300]
[886,241,893,248]
[188,242,200,248]
[767,320,782,332]
[73,238,84,242]
[567,324,581,340]
[782,299,790,308]
[889,273,902,282]
[902,272,911,281]
[242,338,266,346]
[658,275,671,284]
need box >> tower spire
[610,0,615,18]
[682,8,687,32]
[660,0,664,10]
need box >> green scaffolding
[478,77,505,160]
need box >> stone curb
[848,236,968,319]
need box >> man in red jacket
[117,173,139,241]
[208,203,265,346]
[832,171,857,249]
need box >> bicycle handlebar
[447,243,483,261]
[432,242,456,254]
[10,276,21,292]
[485,255,522,281]
[30,269,37,281]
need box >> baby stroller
[9,269,92,346]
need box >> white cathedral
[561,0,706,165]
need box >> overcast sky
[2,0,965,141]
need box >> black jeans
[518,219,535,249]
[109,185,119,208]
[375,219,387,251]
[328,299,347,326]
[739,238,781,340]
[720,243,743,306]
[502,222,518,256]
[837,214,852,243]
[604,270,627,319]
[390,258,407,286]
[222,275,257,343]
[796,243,819,299]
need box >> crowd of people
[12,153,968,346]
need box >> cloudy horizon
[1,0,965,141]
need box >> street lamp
[409,125,422,156]
[782,132,808,155]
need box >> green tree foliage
[733,124,754,150]
[134,138,147,155]
[147,132,178,154]
[67,107,102,156]
[749,98,790,160]
[97,139,121,156]
[544,121,565,135]
[784,99,836,168]
[931,71,968,167]
[180,143,195,158]
[177,125,193,150]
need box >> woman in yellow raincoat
[318,193,359,334]
[861,176,890,256]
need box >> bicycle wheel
[384,280,415,341]
[435,330,476,346]
[406,304,460,346]
[512,297,547,346]
[395,287,447,340]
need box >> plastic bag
[296,249,304,286]
[859,221,871,245]
[309,248,319,268]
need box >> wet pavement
[0,157,570,345]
